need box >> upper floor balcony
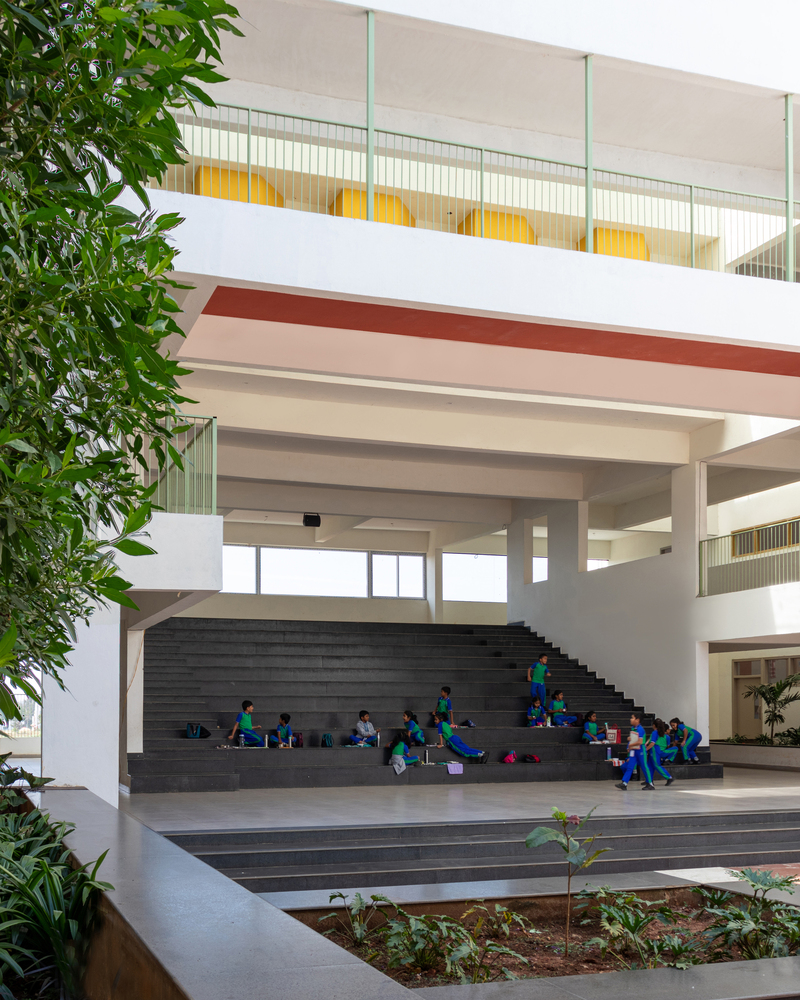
[150,100,800,285]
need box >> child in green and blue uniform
[548,691,577,726]
[268,713,295,747]
[670,718,701,763]
[228,700,265,746]
[527,655,550,706]
[435,712,486,761]
[581,710,607,742]
[645,719,675,784]
[389,735,420,766]
[527,696,546,727]
[615,712,655,790]
[403,710,426,746]
[432,687,454,725]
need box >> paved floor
[120,767,800,833]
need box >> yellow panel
[194,167,283,208]
[458,210,537,244]
[329,189,415,226]
[578,228,650,260]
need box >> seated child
[670,717,702,763]
[268,713,295,747]
[228,699,265,747]
[435,712,486,761]
[432,687,454,725]
[581,710,607,742]
[547,691,578,727]
[388,734,420,766]
[349,710,380,746]
[403,710,426,746]
[527,696,546,727]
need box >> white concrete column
[426,544,443,623]
[671,462,709,741]
[42,603,121,807]
[126,630,145,755]
[506,517,533,588]
[546,501,588,579]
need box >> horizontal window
[222,544,257,594]
[260,547,368,598]
[587,559,609,571]
[443,553,507,603]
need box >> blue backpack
[186,724,210,739]
[321,733,334,747]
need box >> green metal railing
[150,101,800,283]
[699,516,800,596]
[139,415,217,516]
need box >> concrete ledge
[711,744,800,772]
[37,789,409,1000]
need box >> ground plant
[525,807,608,956]
[319,892,391,947]
[744,675,800,741]
[313,868,800,986]
[0,0,241,729]
[0,758,112,999]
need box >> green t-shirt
[551,700,565,712]
[654,732,670,750]
[391,742,408,756]
[440,720,453,740]
[237,712,253,731]
[530,662,548,683]
[585,721,597,736]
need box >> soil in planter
[303,889,742,987]
[2,973,60,999]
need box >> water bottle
[424,749,429,764]
[606,746,611,760]
[239,732,245,748]
[376,732,381,748]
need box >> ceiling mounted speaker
[303,513,321,528]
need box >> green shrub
[319,892,391,947]
[384,908,470,973]
[454,903,531,983]
[703,868,800,960]
[774,727,800,747]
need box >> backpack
[523,754,541,763]
[294,732,303,748]
[321,733,333,747]
[186,723,210,739]
[502,751,517,763]
[462,719,477,728]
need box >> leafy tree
[525,807,608,956]
[744,674,800,741]
[0,0,241,723]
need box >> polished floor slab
[121,767,800,834]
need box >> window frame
[369,551,426,600]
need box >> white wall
[715,482,800,537]
[145,190,800,360]
[42,513,223,807]
[327,0,800,96]
[177,591,505,625]
[42,604,121,807]
[507,470,800,742]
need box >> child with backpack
[268,713,295,748]
[435,711,487,762]
[403,710,426,746]
[228,700,265,747]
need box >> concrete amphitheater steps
[165,809,800,893]
[129,618,721,792]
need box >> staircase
[129,619,721,793]
[166,808,800,895]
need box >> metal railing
[138,415,217,516]
[150,101,800,284]
[699,516,800,595]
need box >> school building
[22,6,800,996]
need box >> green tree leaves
[0,0,240,715]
